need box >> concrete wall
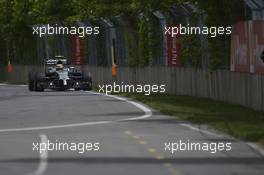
[1,65,264,111]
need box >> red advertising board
[231,21,250,72]
[252,21,264,74]
[231,21,264,74]
[167,26,182,67]
[71,35,85,65]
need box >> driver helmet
[56,60,64,70]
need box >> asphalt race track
[0,84,263,175]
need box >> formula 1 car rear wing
[45,59,68,65]
[43,56,68,72]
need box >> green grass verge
[120,93,264,145]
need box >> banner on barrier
[167,25,182,67]
[231,21,264,74]
[71,35,85,65]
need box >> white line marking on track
[0,91,152,133]
[179,123,222,138]
[0,83,27,87]
[247,142,264,157]
[88,92,152,121]
[1,86,264,157]
[0,121,112,133]
[180,124,264,157]
[29,134,48,175]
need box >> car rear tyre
[28,71,36,91]
[82,74,92,91]
[29,71,44,92]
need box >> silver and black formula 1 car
[28,57,92,91]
